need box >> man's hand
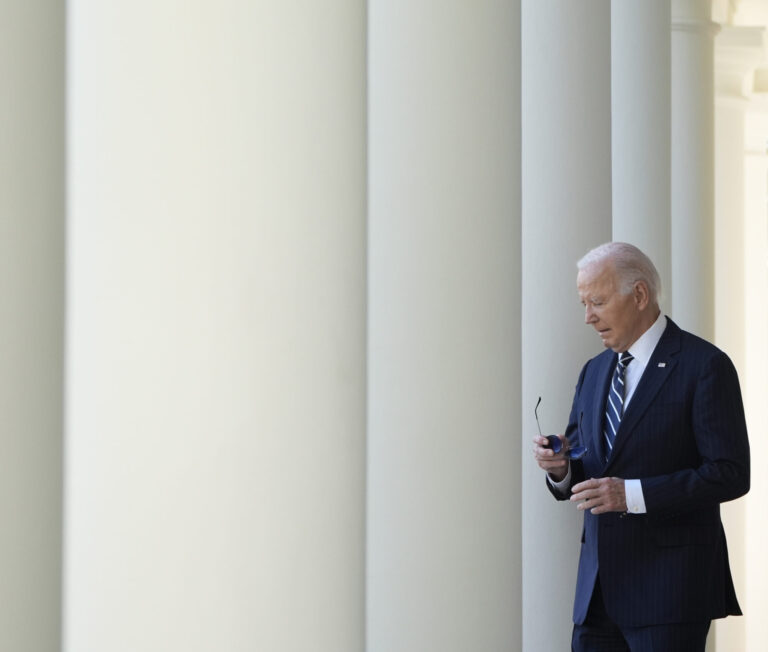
[570,477,626,514]
[533,435,569,482]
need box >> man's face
[577,262,645,353]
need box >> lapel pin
[658,362,666,368]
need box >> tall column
[0,2,65,650]
[711,24,766,650]
[741,108,768,652]
[713,25,765,369]
[367,2,521,651]
[671,0,719,339]
[712,95,747,652]
[65,3,366,652]
[521,2,612,650]
[611,0,671,298]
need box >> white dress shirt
[550,312,668,514]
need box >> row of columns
[2,1,757,651]
[523,0,725,647]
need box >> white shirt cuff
[547,463,571,493]
[624,479,646,514]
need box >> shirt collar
[626,311,667,368]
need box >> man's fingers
[572,477,601,493]
[571,490,599,506]
[571,480,593,494]
[570,478,625,513]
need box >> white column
[521,2,612,650]
[742,108,768,652]
[671,0,719,339]
[367,2,521,651]
[712,99,748,652]
[611,0,671,298]
[713,25,764,368]
[711,25,765,650]
[65,3,366,652]
[0,2,64,650]
[730,17,768,652]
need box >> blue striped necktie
[604,351,634,461]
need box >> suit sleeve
[546,362,588,500]
[640,351,750,515]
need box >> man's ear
[633,281,650,310]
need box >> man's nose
[584,305,596,323]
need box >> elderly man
[534,242,750,652]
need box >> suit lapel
[607,319,681,465]
[589,351,615,470]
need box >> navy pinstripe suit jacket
[549,318,750,627]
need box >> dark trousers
[571,580,710,652]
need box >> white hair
[577,242,662,304]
